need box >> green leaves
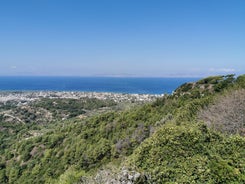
[129,123,245,183]
[0,74,245,183]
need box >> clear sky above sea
[0,0,244,77]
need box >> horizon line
[0,73,238,78]
[0,75,207,78]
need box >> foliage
[128,123,245,183]
[0,97,117,125]
[236,74,245,88]
[174,74,236,97]
[0,74,244,183]
[33,97,117,119]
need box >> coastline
[0,91,164,104]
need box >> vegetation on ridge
[0,74,244,183]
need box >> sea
[0,77,199,94]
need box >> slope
[0,74,244,184]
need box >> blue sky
[0,0,244,77]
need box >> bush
[128,123,245,183]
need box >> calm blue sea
[0,77,199,94]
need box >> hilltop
[0,74,244,183]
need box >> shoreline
[0,91,164,104]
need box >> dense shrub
[0,74,244,183]
[129,123,245,183]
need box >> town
[0,91,163,105]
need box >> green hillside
[0,74,245,183]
